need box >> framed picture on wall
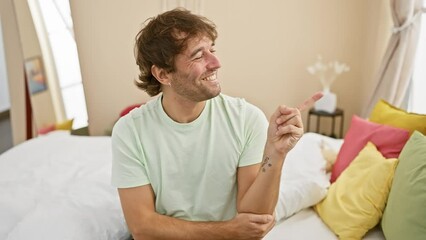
[24,56,48,95]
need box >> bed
[0,131,130,240]
[0,131,385,239]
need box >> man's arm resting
[237,146,286,215]
[118,185,274,240]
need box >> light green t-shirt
[111,94,268,221]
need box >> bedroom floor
[0,111,13,154]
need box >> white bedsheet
[0,131,130,240]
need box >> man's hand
[227,213,275,240]
[267,92,323,154]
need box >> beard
[170,73,221,102]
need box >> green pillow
[381,131,426,239]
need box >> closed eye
[190,45,216,61]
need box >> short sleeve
[238,103,268,167]
[111,117,150,188]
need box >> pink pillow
[330,115,409,183]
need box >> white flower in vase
[307,55,350,113]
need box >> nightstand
[307,108,344,138]
[71,126,89,136]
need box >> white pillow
[275,133,343,221]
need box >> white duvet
[0,131,130,240]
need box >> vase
[314,89,337,113]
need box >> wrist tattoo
[261,156,272,172]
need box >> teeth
[204,73,216,81]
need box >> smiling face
[167,35,222,102]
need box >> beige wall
[360,0,392,112]
[71,0,392,136]
[70,0,160,135]
[4,0,392,141]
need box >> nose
[206,52,221,70]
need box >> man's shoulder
[112,96,160,131]
[120,96,160,119]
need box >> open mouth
[202,73,217,82]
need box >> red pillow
[120,103,144,117]
[37,124,56,135]
[330,115,409,182]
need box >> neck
[161,94,207,123]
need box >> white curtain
[363,0,426,116]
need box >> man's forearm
[240,92,321,214]
[119,185,273,240]
[238,144,286,215]
[132,212,233,240]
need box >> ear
[151,65,171,85]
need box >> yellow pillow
[369,99,426,135]
[314,142,398,239]
[55,119,74,131]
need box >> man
[112,8,322,240]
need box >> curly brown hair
[134,8,218,96]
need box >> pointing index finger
[297,91,324,112]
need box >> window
[0,20,11,112]
[32,0,88,128]
[408,6,426,114]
